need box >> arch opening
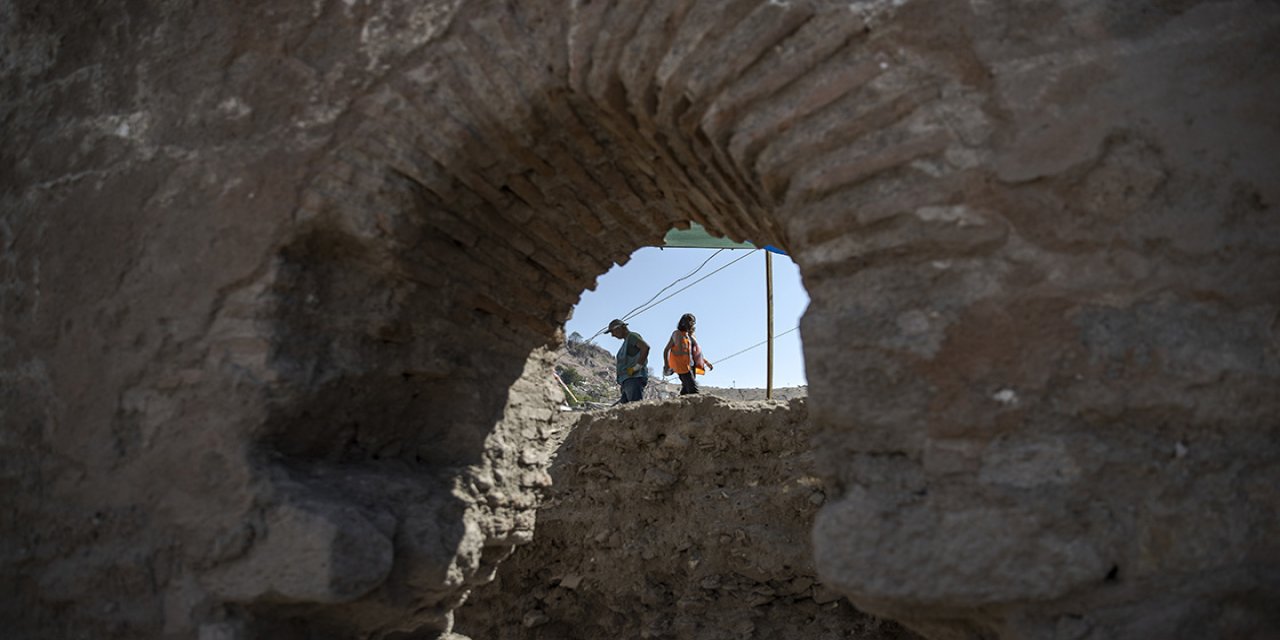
[5,1,1280,639]
[560,242,809,405]
[236,8,810,631]
[214,0,1015,634]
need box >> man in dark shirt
[607,318,650,403]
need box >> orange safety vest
[666,330,705,375]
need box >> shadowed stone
[2,0,1277,638]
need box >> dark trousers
[678,372,699,395]
[620,377,646,403]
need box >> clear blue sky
[565,247,809,388]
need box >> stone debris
[455,396,920,640]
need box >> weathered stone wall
[455,396,921,640]
[2,1,1278,638]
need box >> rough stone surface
[456,396,919,640]
[2,0,1279,638]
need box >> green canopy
[661,222,756,250]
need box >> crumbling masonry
[2,1,1278,638]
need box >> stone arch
[234,2,1001,635]
[4,0,1279,638]
[261,0,987,460]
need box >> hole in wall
[560,240,809,405]
[445,228,917,639]
[226,2,867,631]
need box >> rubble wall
[455,396,920,640]
[2,1,1278,638]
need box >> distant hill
[555,333,806,405]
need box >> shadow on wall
[265,224,519,467]
[228,0,804,628]
[191,222,545,636]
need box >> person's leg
[621,378,643,403]
[678,372,699,395]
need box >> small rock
[787,576,814,595]
[643,467,678,488]
[992,388,1018,405]
[1054,614,1093,640]
[522,610,549,628]
[813,585,843,605]
[661,433,690,449]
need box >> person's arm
[637,339,650,367]
[695,341,712,371]
[662,336,673,375]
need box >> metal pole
[766,251,774,400]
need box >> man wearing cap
[607,319,650,404]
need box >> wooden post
[553,371,579,404]
[766,251,774,400]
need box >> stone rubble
[455,396,921,640]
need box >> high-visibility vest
[667,330,704,375]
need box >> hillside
[556,334,806,405]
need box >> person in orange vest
[663,313,713,396]
[607,318,650,404]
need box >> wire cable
[713,325,800,365]
[619,249,758,324]
[584,249,725,343]
[616,249,724,323]
[585,249,758,343]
